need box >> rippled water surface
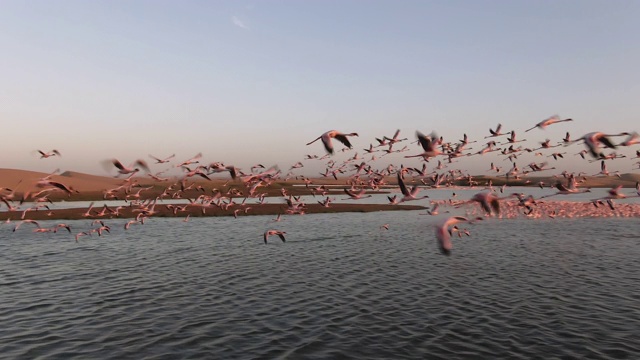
[1,212,640,359]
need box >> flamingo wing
[397,172,409,196]
[333,134,354,149]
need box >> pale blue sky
[1,1,638,177]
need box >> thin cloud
[232,16,249,30]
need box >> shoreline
[0,203,427,221]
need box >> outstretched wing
[598,135,617,149]
[416,131,434,152]
[333,134,353,149]
[112,159,125,171]
[134,159,150,172]
[397,172,409,196]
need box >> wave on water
[1,215,639,359]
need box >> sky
[1,0,639,178]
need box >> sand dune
[0,168,124,194]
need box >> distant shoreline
[0,203,427,221]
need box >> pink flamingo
[149,153,175,163]
[264,230,286,244]
[396,172,429,203]
[306,130,359,154]
[524,115,573,132]
[37,149,61,158]
[435,216,475,256]
[110,159,150,175]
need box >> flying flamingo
[383,129,408,145]
[177,152,202,167]
[264,230,286,244]
[75,231,91,242]
[435,216,478,256]
[459,133,477,145]
[485,123,510,138]
[149,153,175,163]
[37,149,61,158]
[306,130,359,154]
[35,179,77,196]
[469,191,503,216]
[524,115,573,132]
[501,130,526,145]
[343,188,372,200]
[405,131,443,159]
[396,172,429,203]
[572,132,625,159]
[540,174,591,198]
[12,219,41,232]
[110,159,150,175]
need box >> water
[1,212,640,359]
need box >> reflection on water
[1,213,639,359]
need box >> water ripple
[0,214,639,359]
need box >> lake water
[1,199,640,358]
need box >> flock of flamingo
[2,115,640,255]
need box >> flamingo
[343,188,372,200]
[208,163,238,180]
[469,191,502,216]
[12,219,41,232]
[55,223,72,233]
[434,216,472,256]
[540,174,591,198]
[485,123,510,138]
[363,144,379,153]
[396,172,429,203]
[420,203,440,215]
[459,133,477,145]
[110,159,150,175]
[177,152,202,167]
[37,149,61,158]
[572,132,623,159]
[149,153,175,163]
[35,179,77,196]
[405,131,443,159]
[264,230,286,244]
[383,129,408,145]
[75,231,91,242]
[593,160,610,177]
[306,130,359,154]
[501,130,525,145]
[524,115,573,132]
